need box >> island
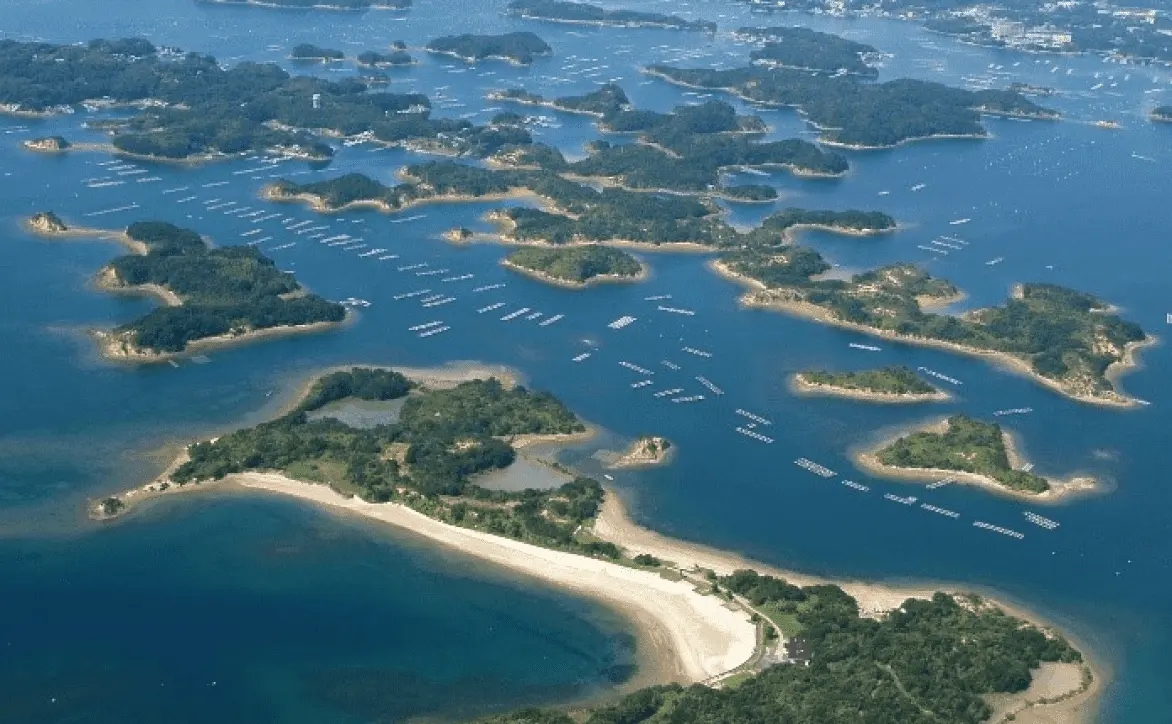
[737,26,880,78]
[290,43,344,62]
[93,366,1097,721]
[34,218,347,362]
[608,436,673,468]
[489,83,632,118]
[22,135,71,152]
[356,48,413,67]
[425,32,552,66]
[715,248,1149,407]
[506,0,715,32]
[201,0,410,8]
[793,366,948,403]
[857,415,1096,499]
[643,63,1056,148]
[0,37,535,161]
[502,245,645,287]
[264,161,890,251]
[1151,106,1172,123]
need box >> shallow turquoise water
[1,1,1171,721]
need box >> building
[991,19,1027,41]
[783,637,812,666]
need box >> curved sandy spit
[233,472,757,683]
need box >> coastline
[87,362,1106,715]
[790,373,950,404]
[709,259,1151,409]
[92,314,351,365]
[604,436,675,469]
[851,418,1099,503]
[500,258,648,289]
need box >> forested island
[1151,106,1172,123]
[265,161,889,250]
[793,366,948,402]
[643,63,1055,148]
[506,0,715,32]
[717,248,1148,406]
[486,583,1085,724]
[503,245,644,287]
[0,38,442,160]
[860,415,1091,497]
[737,26,880,77]
[487,92,849,193]
[290,43,344,62]
[356,48,413,67]
[52,220,346,361]
[425,32,552,65]
[609,436,673,467]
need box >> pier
[849,343,882,352]
[653,388,683,398]
[631,379,654,389]
[478,302,506,313]
[841,480,870,492]
[918,367,963,385]
[538,314,563,326]
[619,361,653,375]
[608,315,637,330]
[672,395,705,403]
[735,427,774,444]
[735,409,772,426]
[681,347,712,358]
[883,493,918,505]
[571,352,592,362]
[1024,512,1059,530]
[921,503,960,518]
[658,305,695,316]
[695,376,723,395]
[500,307,531,321]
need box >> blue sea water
[1,0,1171,721]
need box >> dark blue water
[1,0,1171,721]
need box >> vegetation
[98,497,125,516]
[30,210,68,232]
[491,95,845,193]
[505,245,643,284]
[356,49,412,67]
[290,44,344,61]
[876,415,1049,493]
[172,369,617,555]
[425,32,552,65]
[102,221,345,354]
[483,572,1082,724]
[507,0,715,31]
[739,26,879,77]
[0,38,449,159]
[801,366,939,396]
[644,64,1054,147]
[726,246,1145,400]
[760,208,896,234]
[1151,106,1172,123]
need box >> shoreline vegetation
[710,260,1151,408]
[856,416,1097,501]
[792,366,950,403]
[505,0,716,32]
[26,215,347,362]
[259,161,890,254]
[501,245,646,288]
[91,365,1101,722]
[639,65,1056,149]
[1150,106,1172,123]
[425,32,552,66]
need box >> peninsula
[857,415,1096,500]
[425,32,552,65]
[502,246,645,287]
[94,366,1096,720]
[33,217,346,362]
[506,0,715,32]
[793,366,949,403]
[715,251,1149,407]
[643,63,1056,148]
